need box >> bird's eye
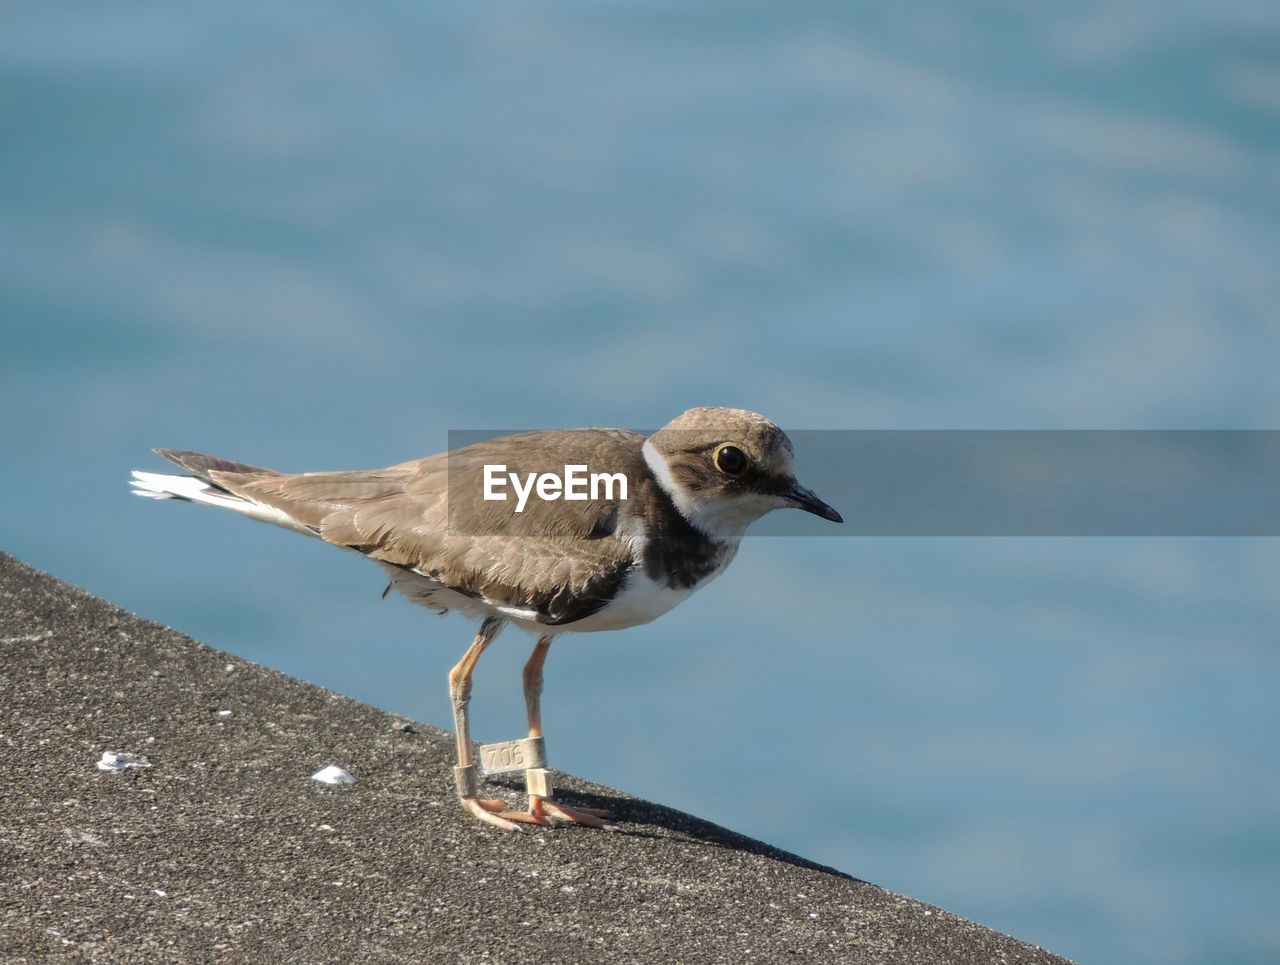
[713,444,747,475]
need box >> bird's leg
[520,635,613,830]
[448,617,523,831]
[523,635,551,741]
[448,625,611,831]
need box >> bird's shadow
[486,774,862,882]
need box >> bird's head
[643,406,842,538]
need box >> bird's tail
[129,449,314,536]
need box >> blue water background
[3,4,1279,963]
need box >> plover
[131,407,842,830]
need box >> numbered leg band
[477,737,547,776]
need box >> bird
[130,406,843,831]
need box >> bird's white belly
[379,544,736,636]
[559,567,708,633]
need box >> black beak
[784,481,843,523]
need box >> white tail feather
[129,470,315,536]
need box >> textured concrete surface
[0,552,1072,963]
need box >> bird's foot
[533,796,616,830]
[462,796,527,832]
[524,766,614,829]
[455,753,616,831]
[461,795,615,831]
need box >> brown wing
[208,429,647,625]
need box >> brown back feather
[205,430,650,623]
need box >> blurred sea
[2,3,1279,963]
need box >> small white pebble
[97,751,151,772]
[317,824,334,832]
[154,889,167,897]
[311,765,355,785]
[224,664,235,672]
[808,913,818,920]
[216,710,232,717]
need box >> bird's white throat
[641,439,770,539]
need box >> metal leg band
[454,764,479,799]
[477,737,547,776]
